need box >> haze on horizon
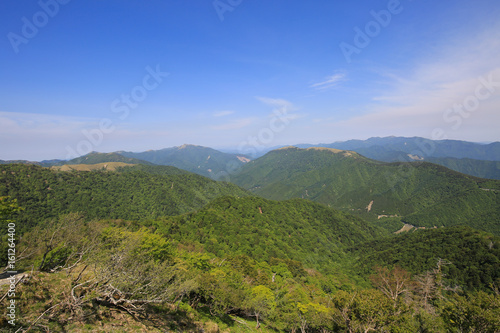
[1,0,500,160]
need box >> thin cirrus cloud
[212,110,234,117]
[210,117,256,131]
[322,26,500,142]
[310,72,346,91]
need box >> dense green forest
[349,226,500,292]
[425,157,500,180]
[0,164,249,231]
[1,205,498,332]
[151,196,386,277]
[0,159,499,332]
[231,147,500,235]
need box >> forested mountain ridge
[321,136,500,161]
[119,144,251,178]
[64,151,154,165]
[153,195,387,276]
[231,147,500,235]
[2,194,499,332]
[426,157,500,180]
[0,163,250,231]
[292,137,500,180]
[349,226,500,291]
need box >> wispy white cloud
[255,96,304,121]
[322,24,500,142]
[0,111,104,160]
[211,117,256,131]
[310,72,346,91]
[255,96,294,109]
[213,110,234,117]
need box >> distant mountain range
[300,136,500,160]
[292,137,500,179]
[118,144,251,179]
[1,136,499,179]
[231,146,500,235]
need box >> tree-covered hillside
[231,147,500,235]
[350,226,500,292]
[2,204,498,332]
[0,163,250,230]
[324,137,500,161]
[426,157,500,180]
[119,144,251,178]
[153,196,386,275]
[64,152,154,165]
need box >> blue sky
[1,0,500,160]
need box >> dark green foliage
[426,157,500,180]
[350,226,500,291]
[116,164,190,176]
[232,147,500,235]
[0,164,250,231]
[154,196,385,274]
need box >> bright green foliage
[441,292,500,332]
[231,147,500,235]
[101,226,175,262]
[0,196,22,221]
[296,301,332,332]
[246,285,276,328]
[18,213,98,272]
[8,216,500,332]
[155,195,385,274]
[331,289,420,333]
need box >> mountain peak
[177,144,205,150]
[274,146,359,158]
[306,147,349,154]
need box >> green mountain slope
[154,195,386,274]
[324,143,500,180]
[119,144,251,178]
[0,163,250,230]
[231,147,500,235]
[426,157,500,180]
[65,151,154,165]
[324,136,500,161]
[350,226,500,291]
